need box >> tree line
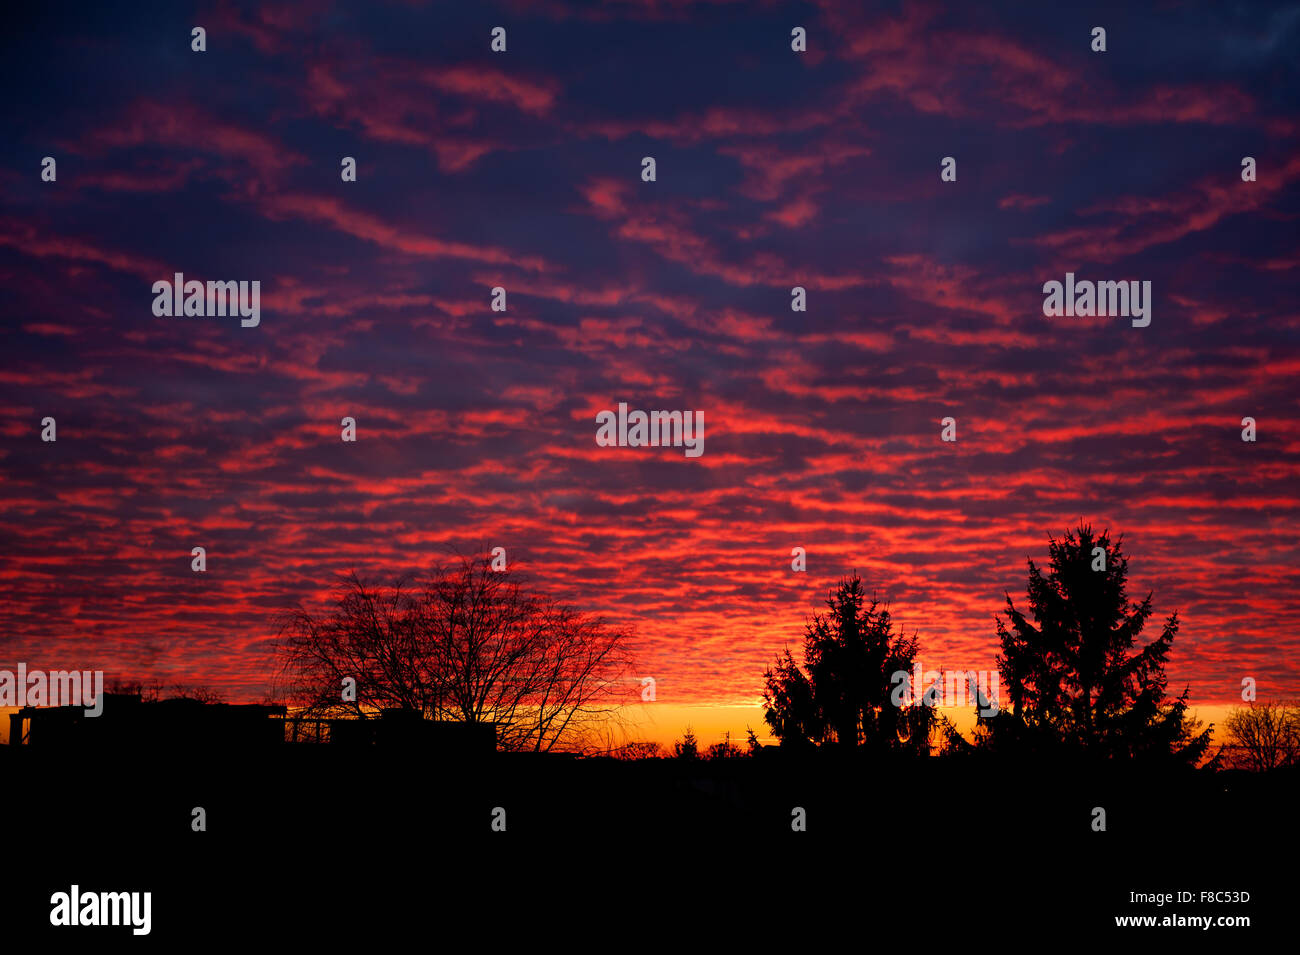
[273,527,1296,768]
[757,523,1296,769]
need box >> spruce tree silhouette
[672,726,700,759]
[980,524,1210,764]
[763,574,934,753]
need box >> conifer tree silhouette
[982,525,1210,764]
[763,574,934,753]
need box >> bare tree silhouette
[276,552,635,752]
[1220,700,1300,771]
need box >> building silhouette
[9,692,496,753]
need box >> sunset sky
[2,1,1298,747]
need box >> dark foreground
[2,745,1290,945]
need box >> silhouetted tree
[108,679,165,702]
[672,726,699,760]
[611,740,665,760]
[706,731,745,760]
[277,553,634,752]
[762,574,935,754]
[169,684,225,704]
[107,680,223,703]
[981,525,1210,764]
[1221,700,1300,771]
